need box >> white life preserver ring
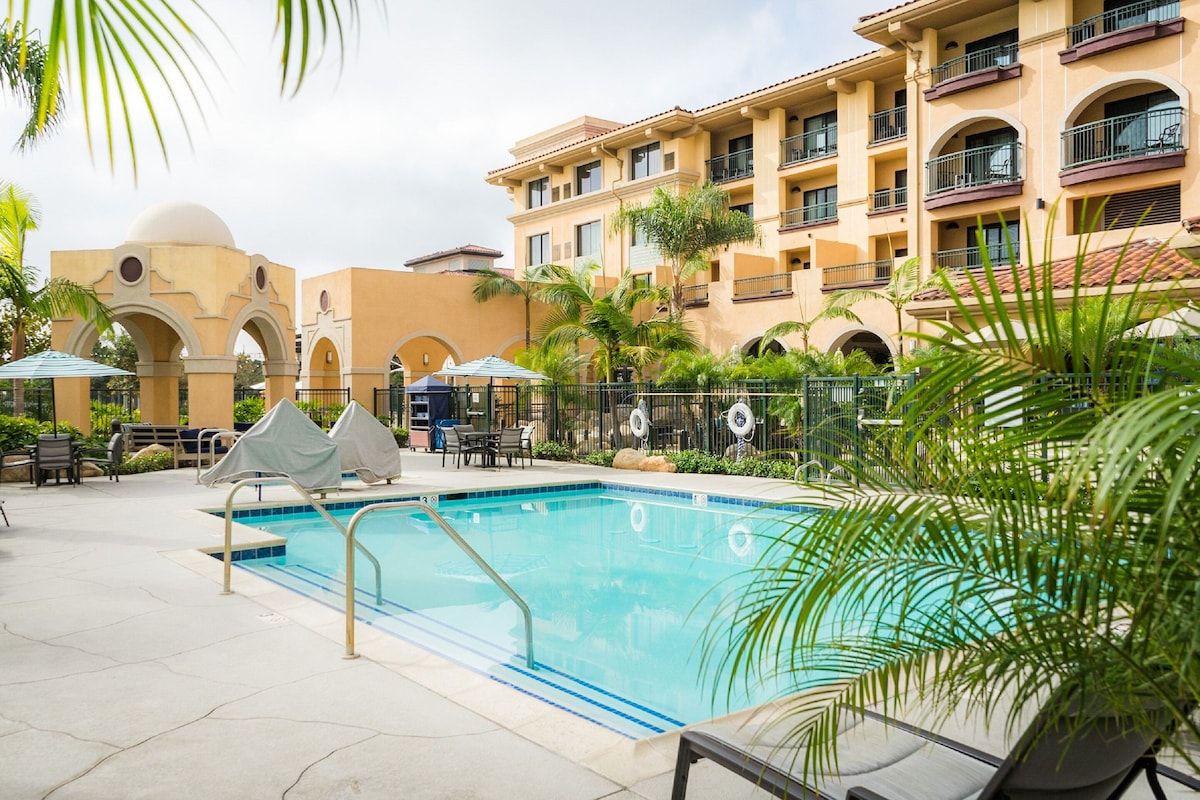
[629,502,647,533]
[728,522,754,558]
[726,402,755,438]
[629,407,649,440]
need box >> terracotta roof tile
[913,238,1200,302]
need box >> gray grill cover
[201,399,341,491]
[329,401,403,483]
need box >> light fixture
[324,351,333,364]
[1035,197,1046,210]
[422,353,430,366]
[946,221,960,230]
[790,186,802,193]
[787,114,800,122]
[790,257,803,265]
[945,40,959,50]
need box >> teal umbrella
[0,350,132,431]
[437,355,547,382]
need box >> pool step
[241,560,681,737]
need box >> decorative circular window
[254,265,267,291]
[118,256,144,284]
[319,290,330,312]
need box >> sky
[2,0,889,294]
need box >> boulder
[638,455,677,473]
[724,442,760,460]
[612,448,645,470]
[132,443,172,460]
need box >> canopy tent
[201,398,341,491]
[328,401,403,484]
[0,350,132,431]
[404,375,454,393]
[1128,305,1200,338]
[438,355,547,382]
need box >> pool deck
[0,452,1190,799]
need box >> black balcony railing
[870,186,907,212]
[868,107,907,144]
[823,260,893,288]
[1061,106,1183,170]
[780,124,838,166]
[926,141,1022,195]
[933,243,1019,270]
[931,42,1019,85]
[681,284,709,307]
[1067,0,1180,46]
[706,148,753,183]
[780,201,837,229]
[732,273,792,298]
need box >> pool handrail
[220,476,383,659]
[346,500,536,671]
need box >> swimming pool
[221,482,816,737]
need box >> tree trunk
[11,317,25,417]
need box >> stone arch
[927,109,1026,159]
[739,333,787,357]
[386,330,465,380]
[824,324,896,366]
[1061,71,1189,146]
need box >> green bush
[669,449,726,474]
[234,396,266,424]
[90,402,139,432]
[0,415,44,452]
[726,457,795,479]
[391,427,409,447]
[532,440,574,461]
[119,451,174,474]
[581,449,615,467]
[667,448,795,479]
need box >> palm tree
[4,2,373,174]
[705,224,1200,781]
[0,22,64,149]
[612,182,760,319]
[760,302,862,353]
[471,264,551,351]
[824,256,935,367]
[0,182,113,414]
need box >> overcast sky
[3,0,888,292]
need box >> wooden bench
[125,425,186,453]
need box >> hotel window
[576,220,603,260]
[802,186,837,223]
[631,273,653,289]
[527,233,550,267]
[576,160,602,195]
[730,202,754,218]
[527,177,550,209]
[630,142,662,180]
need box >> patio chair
[518,424,535,466]
[671,687,1186,800]
[2,448,35,484]
[497,427,524,468]
[441,425,462,468]
[79,432,124,481]
[35,434,78,487]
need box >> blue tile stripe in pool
[210,544,286,562]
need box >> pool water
[229,485,814,737]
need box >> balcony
[868,107,907,145]
[926,42,1021,100]
[1062,0,1182,62]
[1060,107,1183,184]
[780,124,838,166]
[869,187,907,213]
[823,260,893,288]
[681,283,709,308]
[780,201,838,229]
[707,148,753,183]
[933,243,1018,271]
[732,273,792,300]
[925,142,1023,210]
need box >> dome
[125,201,236,248]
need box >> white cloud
[2,0,887,290]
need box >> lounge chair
[79,432,124,481]
[35,434,78,487]
[671,688,1188,800]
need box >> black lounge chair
[672,690,1192,800]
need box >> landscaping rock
[724,442,759,460]
[639,455,677,473]
[133,443,172,460]
[612,448,645,470]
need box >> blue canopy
[405,375,453,394]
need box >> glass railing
[1061,106,1182,169]
[1067,0,1180,46]
[931,42,1019,84]
[706,148,754,183]
[869,107,907,144]
[780,124,838,166]
[732,274,792,298]
[822,260,893,287]
[933,243,1018,270]
[926,141,1022,195]
[780,201,838,228]
[870,186,907,212]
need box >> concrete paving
[0,452,1190,799]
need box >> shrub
[726,457,795,479]
[667,448,795,479]
[669,449,726,474]
[532,440,574,461]
[119,451,174,474]
[392,427,409,447]
[234,396,266,424]
[0,415,44,452]
[90,402,139,432]
[581,449,615,468]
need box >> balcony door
[966,221,1020,267]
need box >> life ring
[629,407,649,440]
[728,522,754,558]
[629,502,647,533]
[726,402,755,438]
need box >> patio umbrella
[0,350,132,431]
[437,355,547,382]
[1127,305,1200,339]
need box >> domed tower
[49,201,297,432]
